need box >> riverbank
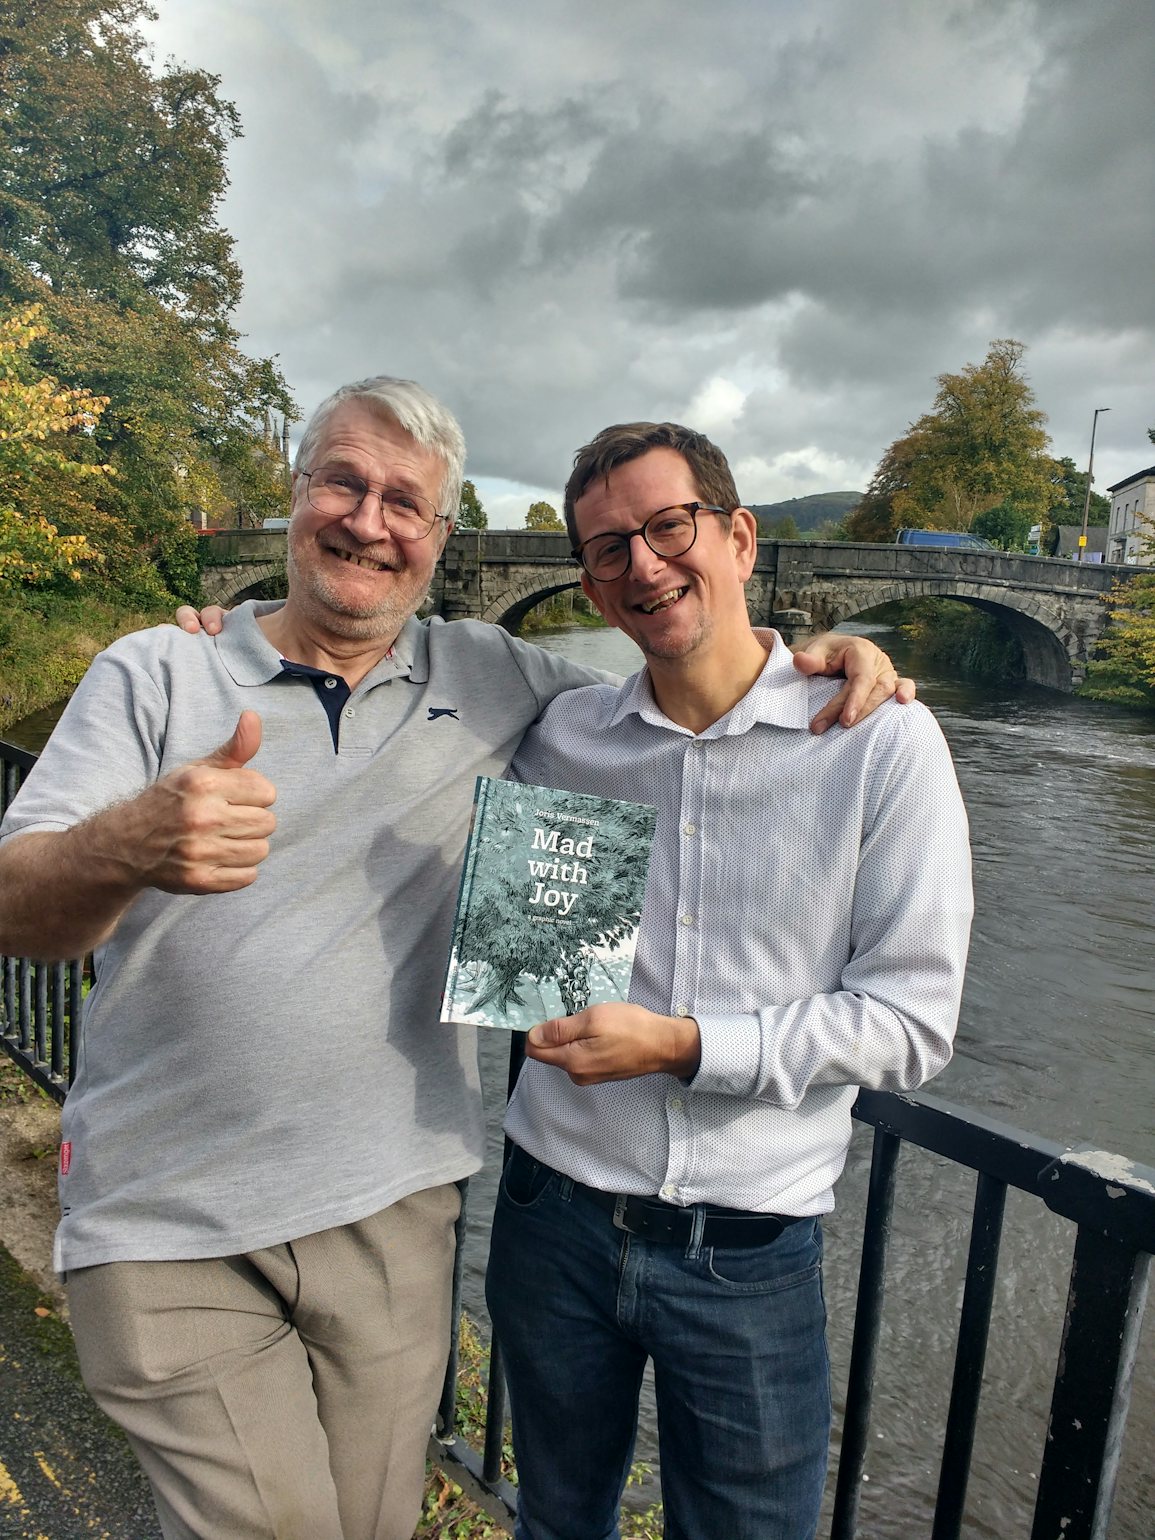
[516,595,604,635]
[0,590,167,735]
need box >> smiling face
[284,399,449,649]
[574,447,759,668]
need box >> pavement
[0,1080,160,1539]
[0,1245,160,1539]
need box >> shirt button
[675,1005,690,1017]
[680,913,694,927]
[669,1096,684,1112]
[682,823,696,836]
[344,707,356,718]
[659,1184,676,1200]
[324,677,338,690]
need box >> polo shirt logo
[427,707,461,721]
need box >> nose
[342,491,392,543]
[628,531,668,581]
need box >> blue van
[895,528,996,551]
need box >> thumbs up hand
[198,710,264,772]
[121,711,278,894]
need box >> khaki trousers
[66,1185,460,1540]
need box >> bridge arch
[810,579,1082,690]
[480,576,583,632]
[201,561,285,607]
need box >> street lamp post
[1077,406,1110,562]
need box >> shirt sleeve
[499,632,619,713]
[691,706,973,1106]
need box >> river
[5,623,1152,1535]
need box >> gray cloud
[146,0,1155,515]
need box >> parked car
[895,528,997,551]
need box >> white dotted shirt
[504,636,973,1215]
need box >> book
[440,776,658,1031]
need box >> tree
[970,502,1033,551]
[1082,574,1155,709]
[0,305,112,586]
[0,0,296,603]
[458,479,488,529]
[847,340,1057,542]
[1048,456,1109,529]
[759,514,800,540]
[526,501,564,531]
[845,431,924,543]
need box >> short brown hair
[563,422,740,549]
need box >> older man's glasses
[299,467,445,541]
[573,503,729,583]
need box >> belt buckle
[612,1194,633,1233]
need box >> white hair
[295,376,466,523]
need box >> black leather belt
[573,1178,801,1248]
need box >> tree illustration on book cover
[441,777,657,1030]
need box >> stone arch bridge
[199,529,1133,691]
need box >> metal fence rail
[833,1089,1153,1540]
[2,736,1151,1537]
[1,739,82,1100]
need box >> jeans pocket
[499,1149,557,1210]
[705,1219,822,1291]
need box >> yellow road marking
[0,1455,26,1505]
[34,1452,62,1490]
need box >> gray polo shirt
[0,603,603,1271]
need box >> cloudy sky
[145,0,1153,527]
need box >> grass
[0,589,168,733]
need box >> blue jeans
[486,1147,831,1540]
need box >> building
[1045,525,1108,561]
[1106,465,1155,565]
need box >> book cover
[440,776,658,1031]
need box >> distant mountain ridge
[748,491,862,532]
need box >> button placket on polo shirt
[337,671,397,758]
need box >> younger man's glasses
[573,503,729,582]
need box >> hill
[748,491,861,534]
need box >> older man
[486,422,973,1540]
[0,379,904,1540]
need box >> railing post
[931,1172,1007,1539]
[1030,1232,1151,1540]
[436,1179,470,1442]
[830,1126,902,1540]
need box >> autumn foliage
[846,340,1057,546]
[0,0,296,608]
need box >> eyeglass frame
[572,502,732,582]
[297,466,448,542]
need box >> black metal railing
[831,1089,1152,1540]
[1,739,82,1099]
[2,736,1151,1537]
[431,1079,1153,1538]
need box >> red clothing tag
[60,1141,71,1175]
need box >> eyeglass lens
[305,469,438,539]
[583,507,700,579]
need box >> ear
[580,571,616,628]
[728,507,759,581]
